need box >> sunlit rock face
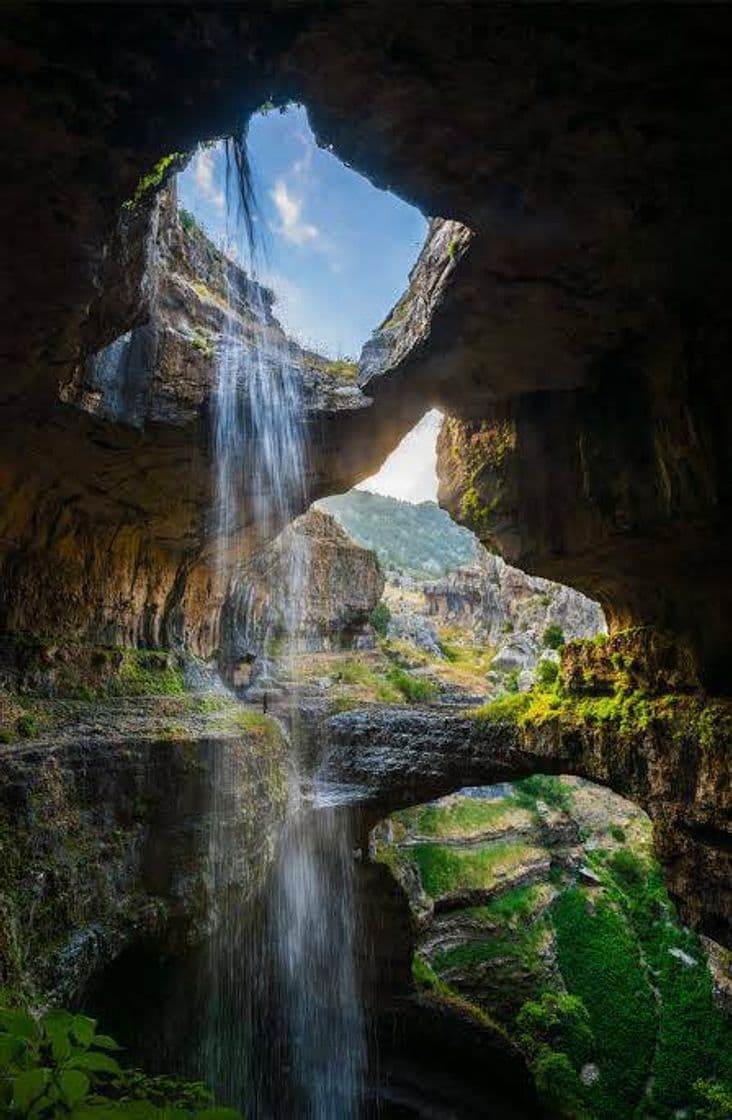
[221,507,385,678]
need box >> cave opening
[2,11,732,1119]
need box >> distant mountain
[317,489,480,579]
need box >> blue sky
[177,103,427,359]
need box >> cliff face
[3,3,731,685]
[0,188,374,655]
[222,506,385,679]
[423,550,605,678]
[374,779,732,1118]
[322,630,732,948]
[0,696,288,1005]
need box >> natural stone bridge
[322,702,732,949]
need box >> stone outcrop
[0,698,288,1004]
[322,632,732,948]
[222,506,384,679]
[2,3,732,686]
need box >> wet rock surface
[0,691,288,1005]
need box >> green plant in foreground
[0,1008,122,1116]
[0,1008,239,1118]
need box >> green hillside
[317,489,480,578]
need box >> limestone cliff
[322,630,732,949]
[221,506,385,682]
[0,692,288,1005]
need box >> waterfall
[202,137,367,1118]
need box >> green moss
[395,795,519,839]
[552,889,657,1117]
[125,152,186,209]
[410,839,534,898]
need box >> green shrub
[0,1007,239,1118]
[608,823,626,843]
[517,992,593,1063]
[542,624,565,650]
[536,659,559,686]
[533,1049,588,1117]
[369,601,391,638]
[15,714,36,739]
[386,667,434,703]
[693,1079,732,1120]
[607,849,645,888]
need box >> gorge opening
[2,10,732,1120]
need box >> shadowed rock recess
[1,4,732,1112]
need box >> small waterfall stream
[204,140,368,1118]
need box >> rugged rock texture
[375,780,732,1116]
[322,633,732,948]
[0,699,288,1004]
[2,3,732,685]
[222,506,384,678]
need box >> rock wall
[0,702,288,1004]
[322,631,732,948]
[3,3,732,685]
[222,506,384,679]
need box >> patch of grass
[513,775,573,813]
[395,795,520,840]
[462,883,546,927]
[410,840,535,898]
[386,666,435,703]
[552,889,657,1118]
[320,357,358,382]
[472,691,532,723]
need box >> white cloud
[358,410,444,504]
[193,148,224,212]
[270,178,319,246]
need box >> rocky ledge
[0,690,288,1006]
[322,630,732,947]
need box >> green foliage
[125,153,185,209]
[369,601,391,637]
[606,848,645,888]
[0,1008,240,1118]
[0,1008,121,1117]
[608,823,626,843]
[552,890,657,1117]
[694,1079,732,1120]
[542,624,565,650]
[533,1049,589,1118]
[318,490,479,579]
[386,666,434,703]
[472,690,531,723]
[503,669,521,693]
[178,208,198,235]
[15,715,36,739]
[513,775,573,813]
[410,840,533,898]
[536,659,559,686]
[516,993,594,1064]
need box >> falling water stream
[205,142,368,1117]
